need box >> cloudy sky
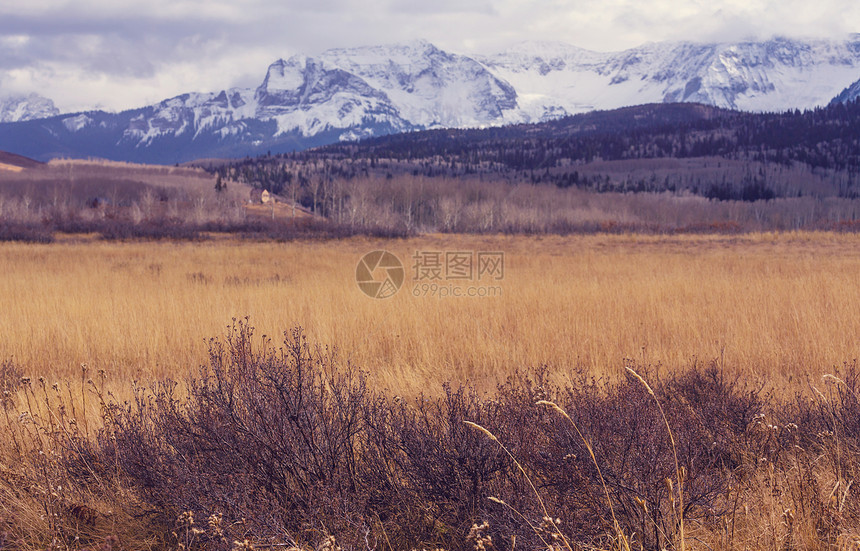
[1,0,859,113]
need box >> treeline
[207,99,860,204]
[316,100,860,173]
[7,101,860,239]
[0,162,405,242]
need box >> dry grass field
[4,231,860,551]
[1,231,858,393]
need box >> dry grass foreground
[1,231,859,393]
[3,231,860,551]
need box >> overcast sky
[1,0,859,113]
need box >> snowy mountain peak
[0,93,60,123]
[4,36,860,163]
[479,36,860,118]
[319,40,518,127]
[261,56,313,92]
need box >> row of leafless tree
[5,163,860,237]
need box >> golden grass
[1,231,859,393]
[0,163,24,173]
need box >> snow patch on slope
[62,114,92,132]
[831,77,860,104]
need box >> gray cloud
[387,0,497,15]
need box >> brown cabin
[249,189,271,204]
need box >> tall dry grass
[6,326,859,551]
[2,226,860,551]
[1,232,858,394]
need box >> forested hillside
[211,101,860,201]
[192,101,860,233]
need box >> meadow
[3,231,860,551]
[1,232,858,392]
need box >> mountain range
[1,37,860,164]
[0,93,59,123]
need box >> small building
[249,189,271,204]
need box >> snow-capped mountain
[320,40,518,127]
[2,37,860,163]
[253,55,409,139]
[477,37,860,120]
[115,39,518,150]
[0,93,60,123]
